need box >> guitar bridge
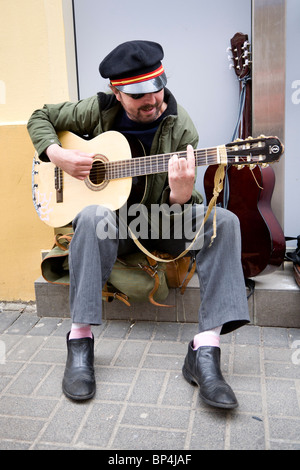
[54,166,63,203]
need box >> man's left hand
[168,144,195,205]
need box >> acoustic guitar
[204,32,286,277]
[32,130,283,229]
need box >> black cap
[99,40,167,94]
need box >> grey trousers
[69,204,250,334]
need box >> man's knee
[216,207,240,228]
[214,208,242,247]
[74,205,115,230]
[73,205,97,227]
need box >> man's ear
[109,85,121,102]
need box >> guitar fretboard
[104,146,226,180]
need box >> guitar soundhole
[85,155,109,191]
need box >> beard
[118,92,166,124]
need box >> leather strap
[54,233,73,251]
[102,285,131,306]
[144,255,173,307]
[129,164,226,263]
[180,259,196,295]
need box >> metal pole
[252,0,286,227]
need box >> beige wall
[0,0,76,301]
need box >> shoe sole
[182,365,238,409]
[62,384,96,402]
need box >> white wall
[73,0,300,240]
[285,0,300,241]
[73,0,251,197]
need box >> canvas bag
[41,233,196,307]
[41,165,227,305]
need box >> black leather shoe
[62,333,96,401]
[182,342,238,409]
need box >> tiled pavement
[0,303,300,451]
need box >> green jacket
[27,88,203,207]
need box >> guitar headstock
[228,32,251,79]
[226,136,284,165]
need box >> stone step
[34,262,300,328]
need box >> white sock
[193,326,222,349]
[69,323,92,339]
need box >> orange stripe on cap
[110,64,164,87]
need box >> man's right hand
[46,144,95,181]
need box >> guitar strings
[88,162,262,180]
[86,136,267,181]
[62,155,266,189]
[88,151,262,180]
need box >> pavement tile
[0,309,299,450]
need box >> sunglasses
[125,88,163,100]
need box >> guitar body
[32,131,146,227]
[32,128,283,229]
[204,165,285,277]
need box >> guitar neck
[105,146,226,180]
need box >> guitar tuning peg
[249,164,256,170]
[261,163,269,168]
[229,63,235,70]
[226,46,232,53]
[237,165,245,170]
